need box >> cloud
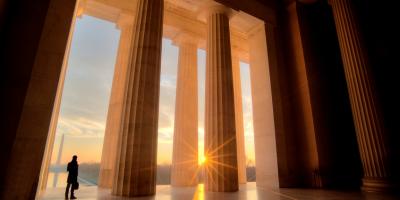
[158,110,173,129]
[57,117,106,138]
[161,39,179,76]
[158,127,174,144]
[160,74,176,89]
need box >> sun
[199,155,207,165]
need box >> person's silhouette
[65,155,78,199]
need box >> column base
[362,177,398,192]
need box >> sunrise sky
[50,15,255,166]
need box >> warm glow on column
[199,155,207,165]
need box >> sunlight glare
[199,155,207,165]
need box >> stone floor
[38,182,400,200]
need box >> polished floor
[38,182,400,200]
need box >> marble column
[0,0,76,198]
[98,13,134,188]
[36,1,83,192]
[111,0,163,197]
[171,34,198,187]
[204,4,239,192]
[231,52,247,184]
[329,0,392,191]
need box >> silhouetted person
[65,155,78,199]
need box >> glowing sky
[51,15,255,166]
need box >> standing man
[65,155,78,199]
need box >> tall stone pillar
[36,1,84,192]
[111,0,163,197]
[0,0,76,198]
[204,4,239,192]
[36,2,94,192]
[98,13,134,188]
[329,0,392,191]
[231,52,247,184]
[171,34,198,187]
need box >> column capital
[116,12,134,30]
[76,0,87,18]
[197,1,236,21]
[172,32,201,47]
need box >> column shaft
[330,0,391,191]
[204,8,239,192]
[232,53,247,184]
[112,0,163,196]
[0,0,76,198]
[37,2,82,192]
[99,15,133,188]
[171,41,198,186]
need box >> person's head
[72,155,77,161]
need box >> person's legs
[65,183,70,198]
[70,185,75,198]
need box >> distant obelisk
[52,134,65,187]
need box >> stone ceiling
[79,0,268,61]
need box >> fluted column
[329,0,392,191]
[204,4,239,192]
[112,0,163,196]
[98,13,134,188]
[171,34,198,187]
[37,1,84,192]
[231,51,247,184]
[0,0,76,198]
